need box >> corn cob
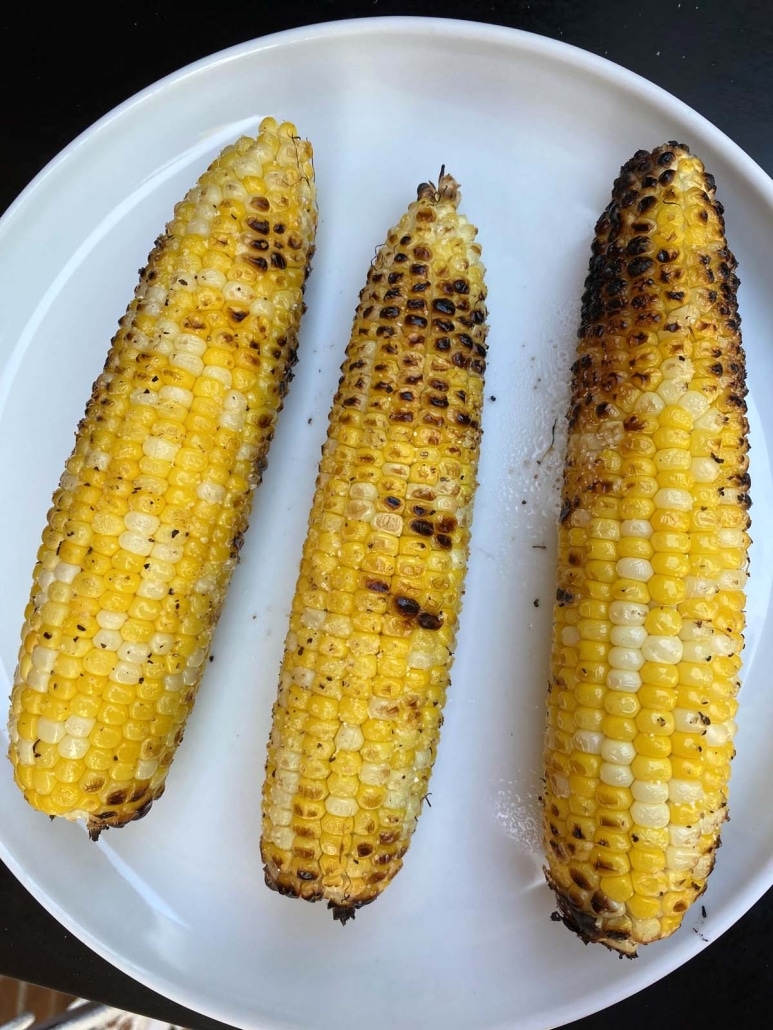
[261,172,488,919]
[7,117,317,838]
[542,142,750,955]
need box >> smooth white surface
[1,17,772,1030]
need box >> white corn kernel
[679,390,710,418]
[712,633,735,657]
[174,333,207,357]
[276,748,301,772]
[196,267,226,289]
[361,762,391,786]
[718,528,746,548]
[662,356,694,381]
[621,519,652,539]
[124,512,160,535]
[607,669,642,692]
[326,796,358,817]
[573,730,603,754]
[718,569,747,591]
[119,531,154,557]
[384,789,409,809]
[270,826,295,850]
[290,666,314,689]
[63,716,95,739]
[669,824,701,847]
[641,635,683,664]
[679,619,712,641]
[561,626,581,646]
[609,600,648,625]
[654,487,693,511]
[93,629,122,652]
[616,557,653,582]
[268,804,292,827]
[26,668,50,693]
[31,646,58,673]
[53,561,80,584]
[118,642,151,665]
[202,365,232,388]
[335,724,365,751]
[685,576,718,599]
[150,542,183,564]
[164,672,184,692]
[36,717,65,744]
[275,770,300,795]
[58,735,89,760]
[159,385,193,407]
[691,457,719,483]
[143,436,179,461]
[631,800,670,828]
[695,408,724,431]
[600,739,636,765]
[608,647,645,671]
[599,762,634,787]
[136,759,159,780]
[131,387,158,403]
[197,481,226,505]
[136,580,168,600]
[669,779,704,803]
[414,748,432,769]
[681,640,712,662]
[110,661,141,685]
[635,392,665,416]
[15,739,36,765]
[610,625,647,648]
[657,379,687,404]
[631,781,669,804]
[666,845,699,871]
[705,722,733,746]
[349,482,379,500]
[673,708,706,733]
[96,610,127,630]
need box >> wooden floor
[0,976,75,1025]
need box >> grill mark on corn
[7,118,317,836]
[543,142,749,956]
[261,171,488,914]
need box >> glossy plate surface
[1,17,772,1030]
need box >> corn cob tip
[416,165,461,207]
[547,872,639,957]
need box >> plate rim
[1,15,772,1030]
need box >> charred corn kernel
[543,144,750,955]
[8,119,317,837]
[261,172,487,919]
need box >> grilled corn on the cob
[261,172,488,919]
[543,142,750,955]
[8,117,317,837]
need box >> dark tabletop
[1,2,772,1028]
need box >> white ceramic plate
[1,16,772,1030]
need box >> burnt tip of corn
[547,873,638,957]
[328,896,377,925]
[416,165,461,206]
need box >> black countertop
[1,2,772,1028]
